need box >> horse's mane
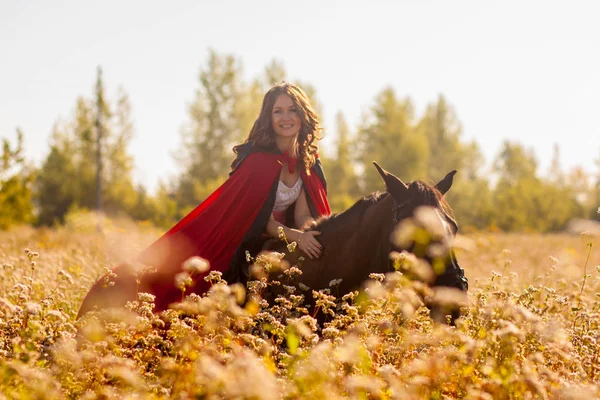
[312,180,457,232]
[410,180,458,227]
[312,191,389,232]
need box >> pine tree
[357,87,428,192]
[0,129,35,229]
[324,111,361,211]
[175,50,245,210]
[418,95,466,180]
[36,69,137,225]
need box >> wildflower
[277,226,285,240]
[414,206,446,239]
[58,270,74,285]
[0,297,17,313]
[580,231,594,239]
[284,266,302,277]
[45,310,66,323]
[24,302,41,316]
[182,256,210,274]
[250,264,267,279]
[391,219,417,248]
[230,282,246,304]
[287,241,297,252]
[203,270,223,284]
[174,272,193,290]
[549,256,559,265]
[322,326,340,338]
[282,285,296,294]
[12,283,28,293]
[245,250,253,262]
[298,282,310,291]
[369,273,385,282]
[329,278,343,287]
[138,292,156,303]
[427,243,449,258]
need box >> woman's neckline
[279,177,302,189]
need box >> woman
[77,83,330,316]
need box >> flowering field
[1,223,599,399]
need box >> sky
[1,0,599,192]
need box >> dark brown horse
[261,162,468,323]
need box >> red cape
[77,151,330,316]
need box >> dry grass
[1,223,599,399]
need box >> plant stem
[577,241,594,308]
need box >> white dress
[272,178,303,223]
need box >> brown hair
[232,82,322,170]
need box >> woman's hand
[297,231,322,259]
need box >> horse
[259,162,468,324]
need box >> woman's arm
[265,190,322,259]
[294,188,316,230]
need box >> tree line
[1,50,599,232]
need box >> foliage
[9,52,594,233]
[35,69,137,226]
[357,87,429,193]
[0,129,35,229]
[323,112,361,212]
[174,50,246,211]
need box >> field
[1,221,599,399]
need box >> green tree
[324,111,361,211]
[418,95,465,180]
[129,181,178,229]
[0,129,35,229]
[357,87,428,192]
[175,50,245,211]
[416,96,496,230]
[36,69,137,225]
[490,141,581,232]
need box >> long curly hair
[232,82,322,170]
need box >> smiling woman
[77,82,331,316]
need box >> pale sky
[1,0,599,192]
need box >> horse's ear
[373,161,409,198]
[435,170,457,195]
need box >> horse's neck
[356,195,394,272]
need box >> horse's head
[373,162,468,323]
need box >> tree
[357,87,428,193]
[490,141,581,232]
[175,50,245,210]
[418,95,465,180]
[0,129,35,229]
[324,111,361,211]
[548,143,565,186]
[36,69,137,225]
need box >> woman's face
[271,94,301,139]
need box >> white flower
[138,292,156,303]
[329,278,343,287]
[175,272,193,289]
[182,256,210,274]
[25,302,41,316]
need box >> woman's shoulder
[232,146,281,174]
